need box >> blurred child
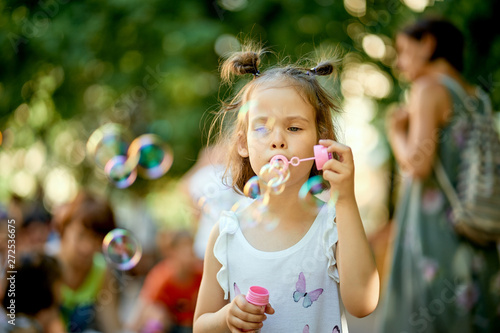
[53,191,121,333]
[0,252,65,333]
[19,203,52,255]
[132,230,203,333]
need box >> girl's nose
[271,130,287,149]
[272,142,285,148]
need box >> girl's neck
[259,182,318,224]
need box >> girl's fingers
[228,316,263,332]
[322,170,342,184]
[265,303,275,314]
[231,305,266,323]
[318,139,353,164]
[322,158,350,174]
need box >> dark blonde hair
[210,43,342,194]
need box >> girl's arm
[320,140,380,318]
[193,222,272,333]
[388,77,449,179]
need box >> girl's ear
[237,131,249,158]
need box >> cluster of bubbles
[87,124,173,188]
[236,159,329,231]
[102,228,142,271]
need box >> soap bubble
[128,134,173,179]
[104,155,137,189]
[243,176,260,199]
[102,228,142,270]
[258,160,290,196]
[298,175,328,212]
[87,124,131,168]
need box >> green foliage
[0,0,498,205]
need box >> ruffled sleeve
[214,210,239,300]
[323,203,340,283]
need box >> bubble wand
[270,145,333,172]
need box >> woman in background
[380,17,500,333]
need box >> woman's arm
[320,140,380,318]
[388,78,450,179]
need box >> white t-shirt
[214,203,349,333]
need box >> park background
[0,0,499,330]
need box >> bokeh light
[344,0,366,17]
[43,167,79,207]
[362,34,386,60]
[102,228,142,271]
[214,34,241,56]
[219,0,248,11]
[402,0,429,12]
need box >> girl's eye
[255,126,269,133]
[288,127,301,132]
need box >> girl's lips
[270,154,289,163]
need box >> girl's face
[239,83,318,189]
[395,33,431,82]
[61,220,102,268]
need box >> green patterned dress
[378,75,500,333]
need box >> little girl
[193,44,379,332]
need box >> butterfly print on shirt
[293,272,323,308]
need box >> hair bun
[310,61,335,76]
[221,49,263,83]
[232,51,260,75]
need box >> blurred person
[0,252,65,333]
[131,230,203,333]
[19,202,52,255]
[54,190,122,333]
[180,145,252,260]
[380,17,500,332]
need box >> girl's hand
[226,294,275,332]
[319,139,355,203]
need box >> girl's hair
[210,43,341,193]
[400,17,465,72]
[55,190,116,238]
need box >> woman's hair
[55,190,116,238]
[400,17,465,72]
[2,252,61,316]
[210,43,341,194]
